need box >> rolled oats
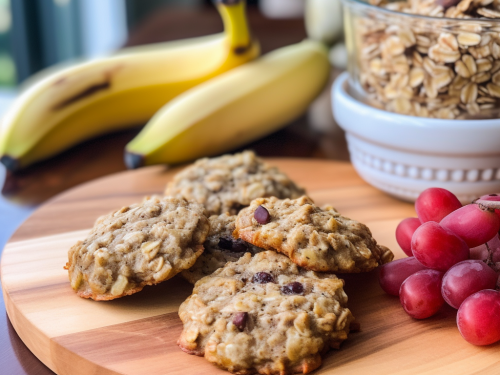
[429,44,461,63]
[471,72,492,83]
[392,97,414,114]
[455,60,472,78]
[477,7,500,17]
[477,58,493,72]
[492,60,500,72]
[492,70,500,84]
[382,35,406,57]
[469,45,491,59]
[461,82,479,103]
[487,82,500,96]
[457,32,482,46]
[354,0,500,118]
[410,67,425,87]
[439,33,459,51]
[477,95,496,102]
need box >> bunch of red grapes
[379,187,500,346]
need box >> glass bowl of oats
[332,0,500,202]
[343,0,500,119]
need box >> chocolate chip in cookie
[181,213,264,285]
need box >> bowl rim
[342,0,500,24]
[334,72,500,128]
[332,72,500,155]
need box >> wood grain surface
[2,159,498,375]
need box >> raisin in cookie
[66,196,209,301]
[182,213,264,284]
[178,251,354,374]
[234,196,394,273]
[165,150,305,216]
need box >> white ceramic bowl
[332,72,500,203]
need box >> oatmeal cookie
[178,251,353,374]
[234,196,394,273]
[66,196,209,301]
[165,150,305,216]
[182,213,264,284]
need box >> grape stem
[475,200,500,211]
[485,242,494,267]
[484,243,500,290]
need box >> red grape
[411,222,469,271]
[396,218,421,256]
[457,290,500,345]
[415,187,462,224]
[479,193,500,201]
[440,204,500,248]
[400,269,444,319]
[441,260,497,309]
[379,257,428,296]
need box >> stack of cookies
[65,150,394,374]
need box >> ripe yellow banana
[0,0,259,171]
[125,39,330,168]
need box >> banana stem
[216,0,253,52]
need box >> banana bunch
[125,39,330,168]
[0,1,331,171]
[0,0,259,171]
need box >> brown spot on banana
[52,80,111,110]
[52,77,67,86]
[52,65,123,110]
[234,43,253,55]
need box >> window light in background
[0,0,128,116]
[0,0,14,87]
[0,0,14,116]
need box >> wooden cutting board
[2,159,498,375]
